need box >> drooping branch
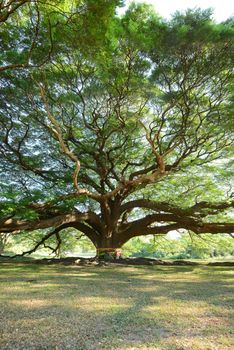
[0,219,101,258]
[0,0,29,23]
[191,201,234,214]
[188,223,234,234]
[120,199,190,217]
[1,223,70,258]
[117,198,234,241]
[117,216,234,245]
[119,223,183,244]
[0,211,102,234]
[120,199,234,218]
[42,229,62,257]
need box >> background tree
[0,3,233,259]
[122,233,234,259]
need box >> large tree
[0,3,233,258]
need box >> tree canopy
[0,1,233,258]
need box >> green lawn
[0,263,233,350]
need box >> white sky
[122,0,233,22]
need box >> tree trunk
[96,236,122,261]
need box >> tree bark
[96,247,122,260]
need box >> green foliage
[0,2,233,255]
[123,233,234,259]
[1,3,233,214]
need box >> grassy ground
[0,263,233,350]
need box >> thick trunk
[95,198,124,260]
[96,235,123,261]
[96,247,122,260]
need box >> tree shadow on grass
[0,264,233,350]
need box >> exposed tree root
[0,256,233,266]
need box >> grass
[0,263,233,350]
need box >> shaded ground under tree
[0,263,233,350]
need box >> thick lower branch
[120,199,234,218]
[0,211,102,234]
[120,223,182,243]
[191,223,234,234]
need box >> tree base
[96,248,122,261]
